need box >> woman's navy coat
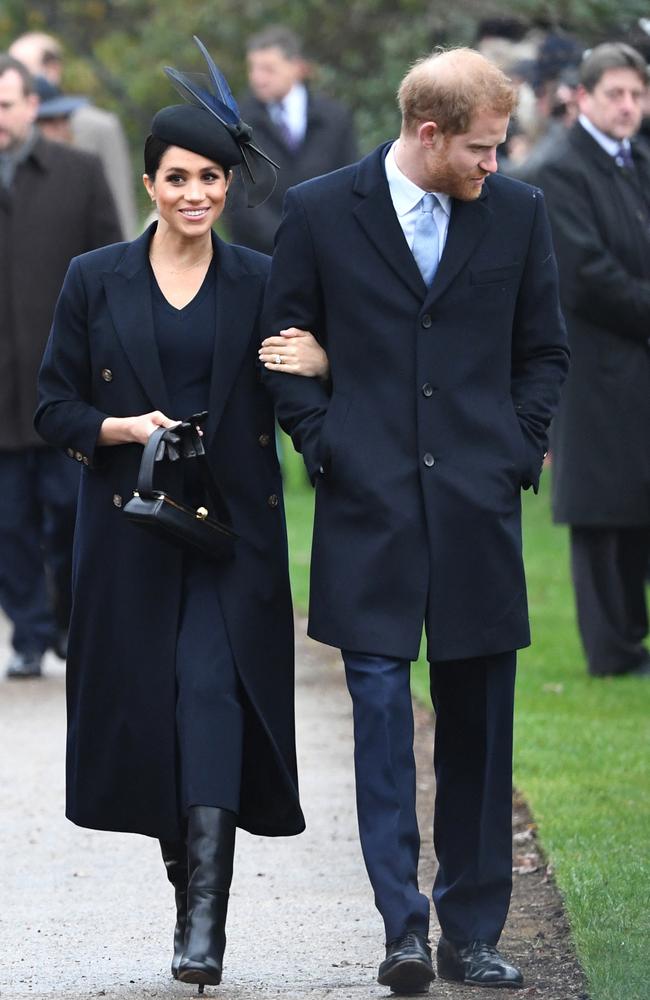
[35,226,305,841]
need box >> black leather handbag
[123,418,236,561]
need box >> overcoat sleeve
[538,160,650,341]
[261,187,331,482]
[511,188,570,491]
[34,257,110,468]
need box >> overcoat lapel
[102,225,171,412]
[424,191,491,307]
[353,145,426,301]
[205,237,265,440]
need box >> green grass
[283,451,650,1000]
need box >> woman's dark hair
[144,134,172,177]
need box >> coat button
[258,433,271,447]
[101,368,113,382]
[421,314,432,329]
[112,494,123,508]
[423,453,435,467]
[267,493,279,508]
[422,383,434,397]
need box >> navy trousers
[342,649,516,945]
[0,447,78,654]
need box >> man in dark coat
[0,55,122,677]
[224,25,358,255]
[261,48,569,992]
[535,43,650,678]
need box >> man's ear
[418,121,440,148]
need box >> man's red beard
[430,163,488,201]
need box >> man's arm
[538,160,650,340]
[511,188,570,491]
[261,186,331,482]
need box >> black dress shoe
[377,931,435,994]
[437,937,523,988]
[6,650,43,679]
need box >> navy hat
[160,35,278,207]
[35,76,88,120]
[151,104,242,169]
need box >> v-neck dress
[150,259,243,817]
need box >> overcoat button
[421,314,432,329]
[267,494,279,508]
[101,368,113,382]
[423,453,435,467]
[112,494,123,508]
[422,383,433,397]
[258,433,271,447]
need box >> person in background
[0,55,122,678]
[536,43,650,678]
[34,75,88,144]
[224,25,358,255]
[10,31,138,239]
[262,47,568,993]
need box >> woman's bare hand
[98,411,180,446]
[259,328,330,379]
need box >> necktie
[615,143,634,171]
[272,101,298,151]
[411,193,440,286]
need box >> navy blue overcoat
[35,226,305,840]
[263,144,570,662]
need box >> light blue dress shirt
[384,142,451,262]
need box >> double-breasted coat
[535,122,650,526]
[263,144,570,662]
[35,227,305,841]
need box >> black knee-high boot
[177,806,236,988]
[159,838,188,979]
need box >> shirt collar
[279,82,307,116]
[384,142,450,217]
[578,114,629,158]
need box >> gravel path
[1,616,588,999]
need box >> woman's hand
[259,328,330,379]
[98,411,180,446]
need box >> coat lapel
[353,145,426,301]
[102,225,171,412]
[424,190,491,306]
[205,238,265,441]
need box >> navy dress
[151,259,243,818]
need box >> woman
[35,41,327,991]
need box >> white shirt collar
[578,114,630,158]
[384,142,451,217]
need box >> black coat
[535,122,650,526]
[0,135,122,449]
[263,144,569,663]
[225,89,358,255]
[35,228,305,841]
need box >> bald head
[398,47,517,136]
[9,32,63,84]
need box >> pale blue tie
[411,192,440,286]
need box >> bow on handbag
[123,416,236,561]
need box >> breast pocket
[470,263,521,286]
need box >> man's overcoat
[263,144,569,662]
[536,123,650,526]
[35,228,305,841]
[0,134,122,449]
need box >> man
[34,75,88,145]
[536,44,650,678]
[9,32,138,239]
[0,55,121,677]
[261,48,568,992]
[225,25,358,254]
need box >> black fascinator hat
[155,35,278,207]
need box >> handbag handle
[135,425,232,526]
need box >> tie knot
[420,192,436,214]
